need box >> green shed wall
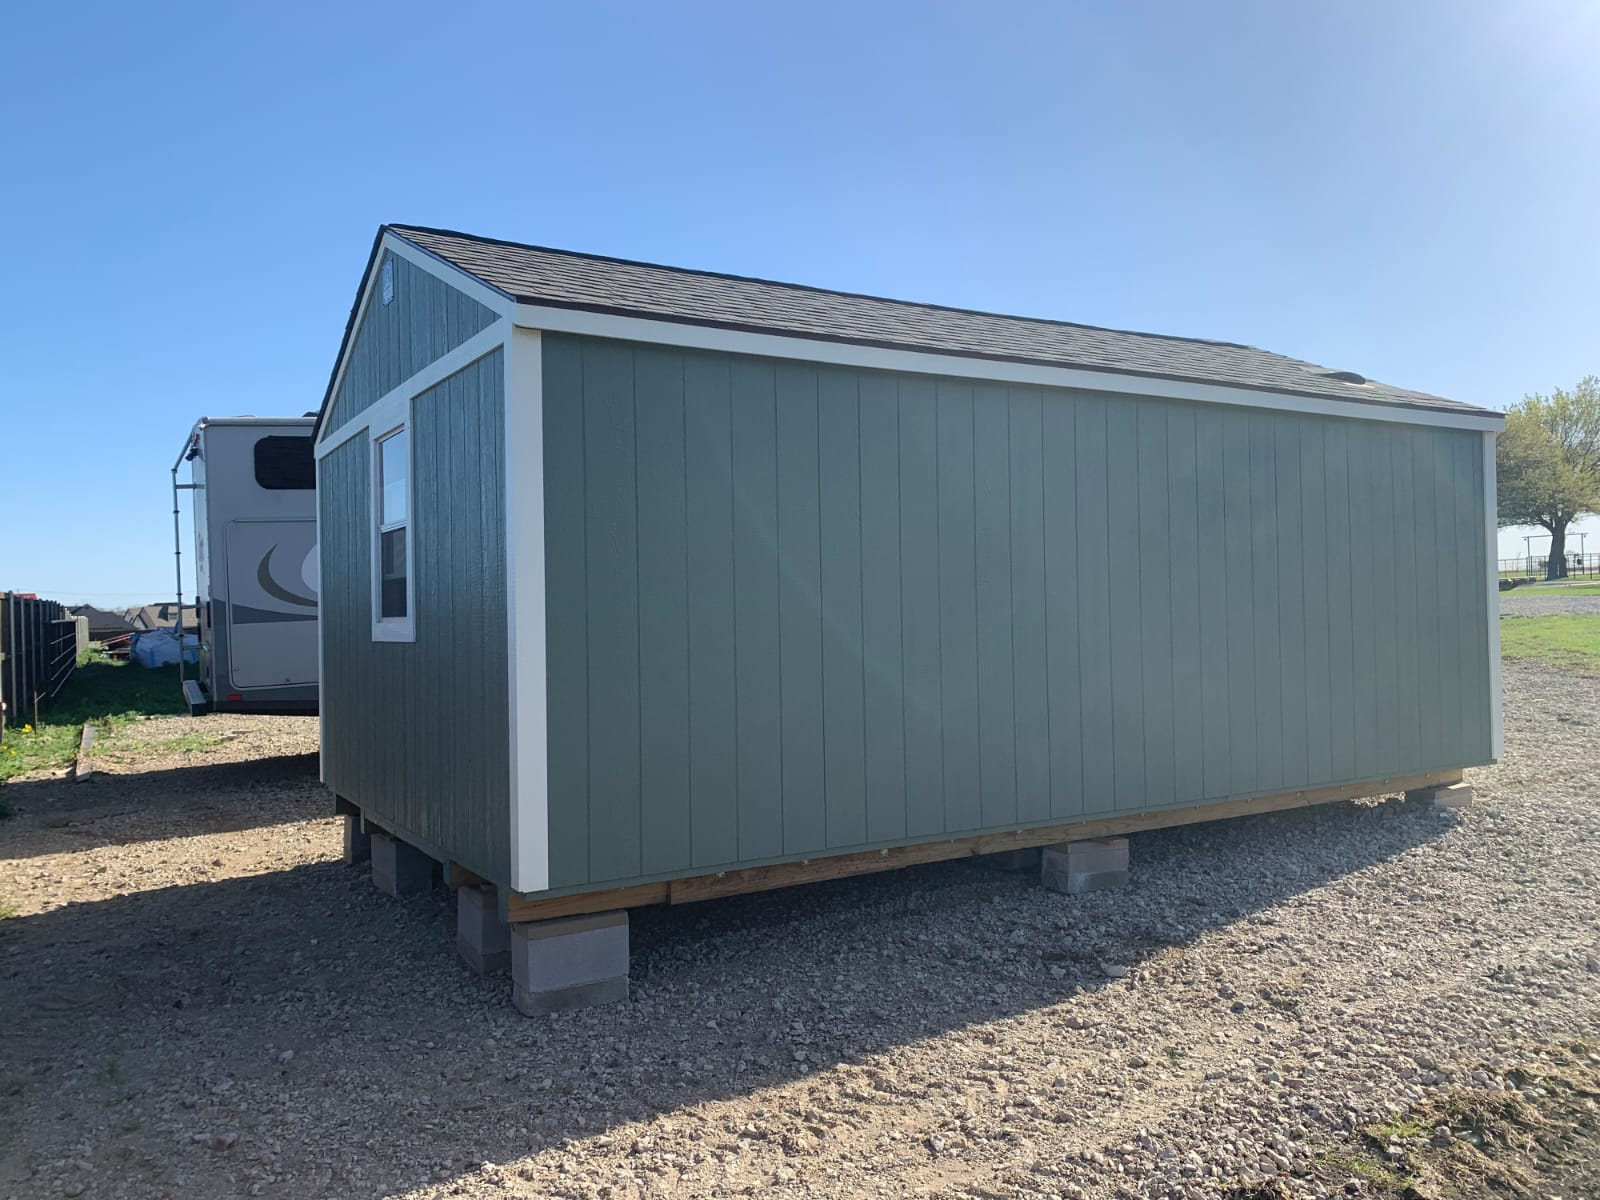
[326,250,500,431]
[320,349,511,882]
[541,332,1493,891]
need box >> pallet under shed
[311,223,1504,1011]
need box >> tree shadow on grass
[0,791,1455,1197]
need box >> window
[254,435,315,489]
[374,426,411,637]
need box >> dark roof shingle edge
[317,223,1498,431]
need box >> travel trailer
[172,416,319,715]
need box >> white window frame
[371,421,415,642]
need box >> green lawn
[1499,614,1600,674]
[0,649,186,785]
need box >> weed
[0,648,186,780]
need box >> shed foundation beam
[370,831,434,897]
[1041,837,1129,895]
[342,813,371,866]
[511,910,629,1016]
[457,884,511,975]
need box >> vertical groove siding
[320,349,509,882]
[327,252,500,430]
[541,333,1493,891]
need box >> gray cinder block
[1041,837,1130,894]
[342,813,371,866]
[457,884,511,975]
[370,831,434,897]
[1411,782,1473,811]
[511,909,629,1015]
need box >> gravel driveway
[1498,587,1600,617]
[1,666,1597,1200]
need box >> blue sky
[3,0,1597,603]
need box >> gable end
[323,245,503,434]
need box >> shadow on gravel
[0,752,322,847]
[0,793,1454,1195]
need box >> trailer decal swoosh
[257,546,319,608]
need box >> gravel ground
[1,665,1597,1200]
[1498,588,1600,616]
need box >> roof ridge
[386,223,1267,357]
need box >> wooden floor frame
[503,768,1464,925]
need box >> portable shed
[314,225,1504,1012]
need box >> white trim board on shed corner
[505,327,549,893]
[1483,431,1504,759]
[512,303,1505,434]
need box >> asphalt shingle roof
[387,224,1488,417]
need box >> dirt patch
[0,667,1597,1200]
[1332,1041,1600,1198]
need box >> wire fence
[0,593,80,741]
[1498,552,1600,580]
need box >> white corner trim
[315,452,326,781]
[505,327,549,894]
[1483,431,1503,759]
[512,303,1506,434]
[317,322,507,460]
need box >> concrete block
[371,831,434,897]
[1427,784,1472,812]
[457,884,510,975]
[1041,837,1129,895]
[342,813,371,866]
[1413,782,1473,811]
[511,909,629,1015]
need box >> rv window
[375,427,411,630]
[254,436,315,490]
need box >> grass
[92,730,224,760]
[0,647,186,784]
[1499,614,1600,674]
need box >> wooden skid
[504,768,1463,925]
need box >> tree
[1496,377,1600,579]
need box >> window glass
[380,528,407,618]
[379,429,408,526]
[254,435,314,490]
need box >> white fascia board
[512,303,1505,434]
[504,327,549,894]
[316,322,507,459]
[315,452,326,782]
[319,232,515,443]
[1484,432,1503,759]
